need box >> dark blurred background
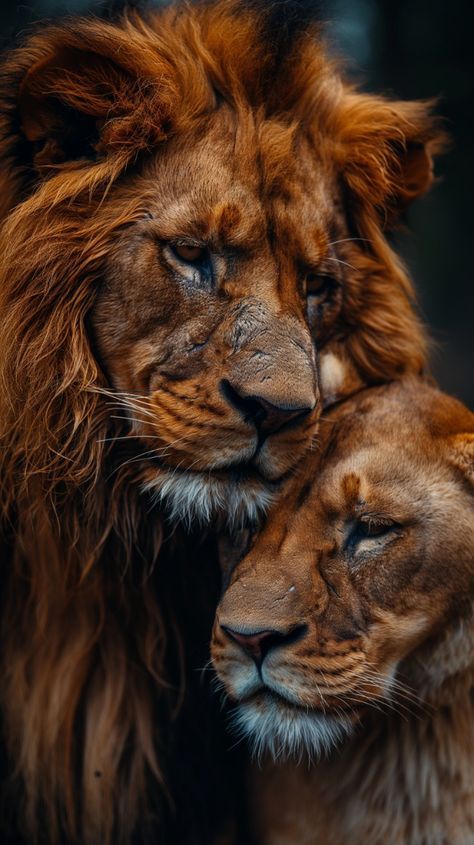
[1,0,472,404]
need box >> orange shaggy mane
[0,1,444,842]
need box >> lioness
[212,378,474,845]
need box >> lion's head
[0,0,445,842]
[212,378,474,758]
[0,0,443,529]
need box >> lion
[212,377,474,845]
[0,0,444,841]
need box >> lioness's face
[92,110,351,524]
[212,380,474,756]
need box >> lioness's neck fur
[252,616,474,845]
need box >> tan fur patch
[341,471,361,508]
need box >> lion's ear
[12,19,180,172]
[335,94,446,226]
[446,434,474,487]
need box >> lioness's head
[0,1,443,526]
[212,379,474,757]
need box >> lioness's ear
[10,18,181,173]
[446,434,474,487]
[335,94,446,226]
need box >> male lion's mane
[0,1,443,842]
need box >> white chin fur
[141,468,274,528]
[233,696,353,763]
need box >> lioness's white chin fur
[142,469,274,528]
[234,697,354,763]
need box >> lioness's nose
[221,380,315,435]
[222,624,307,665]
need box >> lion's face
[212,379,474,757]
[1,4,443,530]
[92,111,349,523]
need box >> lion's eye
[166,241,214,286]
[355,518,396,539]
[305,273,333,298]
[172,243,209,264]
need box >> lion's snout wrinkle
[225,302,319,424]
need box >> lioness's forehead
[316,431,433,513]
[284,385,473,540]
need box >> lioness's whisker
[361,668,431,716]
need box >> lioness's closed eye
[212,378,474,845]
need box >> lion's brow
[151,196,266,249]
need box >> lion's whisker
[110,415,153,428]
[326,256,358,272]
[327,237,373,248]
[112,401,156,420]
[97,434,158,443]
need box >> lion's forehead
[141,112,336,256]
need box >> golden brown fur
[212,378,474,844]
[0,1,444,842]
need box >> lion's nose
[221,380,315,436]
[222,624,308,665]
